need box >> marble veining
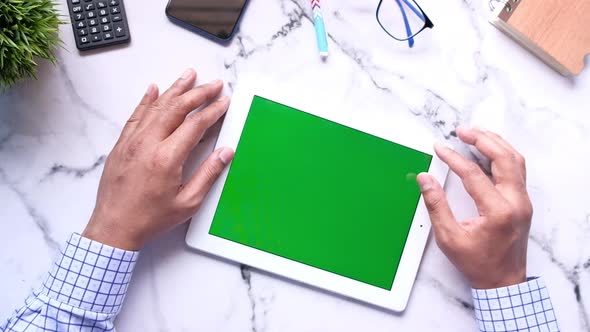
[42,155,106,182]
[0,168,60,252]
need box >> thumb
[416,173,460,248]
[182,147,235,206]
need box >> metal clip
[490,0,521,20]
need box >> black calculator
[67,0,131,51]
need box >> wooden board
[492,0,590,76]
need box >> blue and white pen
[310,0,328,58]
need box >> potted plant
[0,0,63,88]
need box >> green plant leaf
[0,0,64,88]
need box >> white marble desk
[1,0,589,331]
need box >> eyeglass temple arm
[401,0,425,22]
[395,0,415,47]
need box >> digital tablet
[185,86,449,312]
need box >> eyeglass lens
[377,0,427,41]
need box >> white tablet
[186,85,449,312]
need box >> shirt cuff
[471,277,559,332]
[40,233,140,314]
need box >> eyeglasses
[376,0,434,48]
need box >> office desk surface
[1,0,589,331]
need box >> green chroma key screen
[209,96,432,290]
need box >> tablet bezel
[185,85,449,312]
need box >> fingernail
[472,125,488,133]
[417,173,433,191]
[146,83,156,95]
[211,79,223,88]
[434,141,454,151]
[218,96,230,103]
[218,147,235,165]
[181,68,194,80]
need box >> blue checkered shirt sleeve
[472,277,560,332]
[2,233,562,332]
[1,233,139,332]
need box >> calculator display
[166,0,248,40]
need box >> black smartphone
[165,0,250,43]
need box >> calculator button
[70,0,129,50]
[113,23,126,37]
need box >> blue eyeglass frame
[376,0,434,48]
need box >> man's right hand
[83,68,234,251]
[416,127,533,289]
